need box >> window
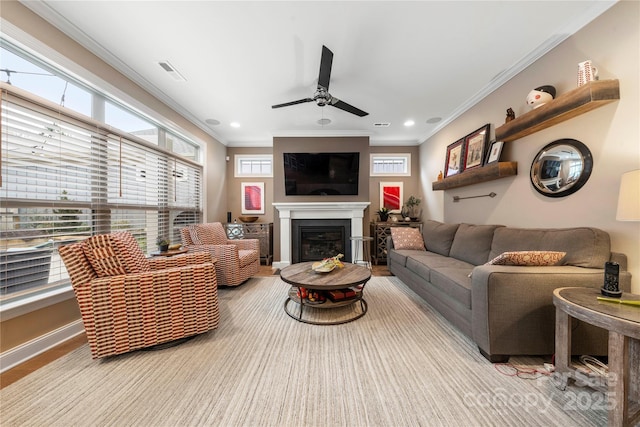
[370,153,411,176]
[0,42,203,304]
[235,155,273,177]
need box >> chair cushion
[238,249,259,267]
[82,232,150,277]
[194,223,227,245]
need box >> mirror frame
[530,138,593,198]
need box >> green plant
[377,207,390,216]
[405,195,421,207]
[157,236,170,246]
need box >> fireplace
[272,202,370,268]
[292,219,351,263]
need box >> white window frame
[234,154,273,178]
[370,153,411,177]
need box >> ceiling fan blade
[271,98,314,109]
[317,45,333,91]
[330,98,369,117]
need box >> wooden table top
[280,262,371,290]
[553,287,640,339]
[150,248,188,257]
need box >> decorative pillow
[82,233,150,277]
[390,227,426,251]
[487,251,566,266]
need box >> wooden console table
[553,287,640,426]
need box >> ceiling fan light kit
[272,45,369,117]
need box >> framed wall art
[241,182,265,214]
[380,182,403,213]
[444,139,465,177]
[485,140,504,164]
[462,124,490,171]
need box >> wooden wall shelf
[432,162,517,191]
[495,79,620,142]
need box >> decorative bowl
[238,216,259,223]
[312,262,336,273]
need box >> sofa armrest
[470,265,632,359]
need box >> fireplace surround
[273,202,370,269]
[291,219,352,263]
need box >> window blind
[1,84,202,301]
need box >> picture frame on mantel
[444,139,465,177]
[241,182,265,214]
[462,123,490,171]
[380,182,403,213]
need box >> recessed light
[230,122,240,128]
[426,117,442,124]
[205,119,220,126]
[317,118,331,126]
[373,122,391,127]
[404,120,415,127]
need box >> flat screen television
[283,152,360,196]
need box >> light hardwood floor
[0,263,391,389]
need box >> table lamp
[603,170,640,297]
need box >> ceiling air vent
[158,60,186,82]
[373,122,391,127]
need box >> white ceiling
[22,1,615,147]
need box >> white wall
[420,1,640,293]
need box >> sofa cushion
[489,227,611,268]
[449,224,504,265]
[391,227,426,250]
[422,220,460,256]
[429,267,473,309]
[488,251,566,266]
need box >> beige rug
[0,276,607,426]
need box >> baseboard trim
[0,320,85,373]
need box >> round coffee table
[280,261,371,325]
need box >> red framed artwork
[444,139,465,177]
[241,182,264,214]
[380,182,403,213]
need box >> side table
[553,287,640,426]
[149,248,188,257]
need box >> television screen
[283,152,360,196]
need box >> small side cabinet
[225,222,273,265]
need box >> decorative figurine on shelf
[505,108,515,123]
[526,85,556,109]
[437,170,443,181]
[578,60,599,87]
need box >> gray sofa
[387,220,632,362]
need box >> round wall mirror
[530,139,593,198]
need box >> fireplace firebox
[292,219,352,264]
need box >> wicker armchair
[180,222,260,286]
[59,231,220,359]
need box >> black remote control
[601,261,622,297]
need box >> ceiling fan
[271,45,368,117]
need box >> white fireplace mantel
[273,202,370,268]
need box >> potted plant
[376,207,390,222]
[157,236,170,252]
[405,195,422,221]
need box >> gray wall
[419,1,640,292]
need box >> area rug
[0,276,607,426]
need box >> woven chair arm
[147,252,214,270]
[228,239,259,251]
[187,244,238,260]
